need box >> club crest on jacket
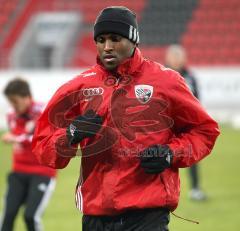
[134,85,153,104]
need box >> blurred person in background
[165,44,207,201]
[32,6,219,231]
[0,78,56,231]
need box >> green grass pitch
[0,125,239,230]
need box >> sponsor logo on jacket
[82,87,104,97]
[134,85,153,104]
[82,87,104,101]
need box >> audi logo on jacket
[32,48,220,215]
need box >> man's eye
[97,37,105,43]
[112,36,121,42]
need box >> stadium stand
[0,0,29,67]
[139,0,198,65]
[0,0,239,68]
[182,0,240,65]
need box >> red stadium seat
[182,0,240,65]
[0,0,239,67]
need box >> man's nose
[104,40,114,51]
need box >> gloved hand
[139,145,173,174]
[66,110,103,145]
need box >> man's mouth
[103,54,117,63]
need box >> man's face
[165,50,186,71]
[96,33,136,71]
[7,95,32,115]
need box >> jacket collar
[96,47,144,76]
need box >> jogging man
[165,44,207,201]
[32,6,220,230]
[0,78,56,231]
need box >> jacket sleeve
[15,134,33,146]
[32,83,78,169]
[6,113,33,145]
[167,72,220,168]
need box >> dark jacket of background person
[180,68,199,99]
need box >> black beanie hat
[94,6,139,44]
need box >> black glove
[139,145,173,174]
[66,110,103,145]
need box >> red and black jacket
[32,48,219,215]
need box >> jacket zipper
[114,76,121,89]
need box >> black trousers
[83,208,170,231]
[189,164,199,189]
[0,172,55,231]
